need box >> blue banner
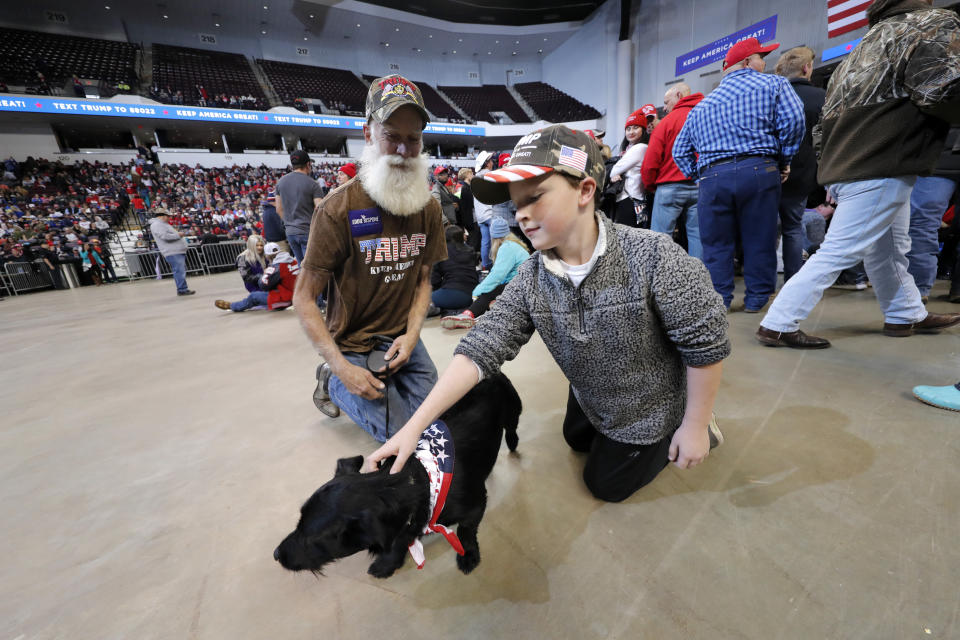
[675,15,778,77]
[821,37,862,63]
[0,96,486,136]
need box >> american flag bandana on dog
[408,420,465,569]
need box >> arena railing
[201,241,246,273]
[3,261,54,295]
[122,248,205,281]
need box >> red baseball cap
[433,165,449,176]
[723,37,779,70]
[498,153,512,167]
[624,109,645,128]
[640,104,657,120]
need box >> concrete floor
[2,272,959,640]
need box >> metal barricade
[123,249,205,280]
[201,241,245,273]
[3,261,54,294]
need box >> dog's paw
[367,560,399,579]
[456,549,480,574]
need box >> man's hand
[609,174,622,183]
[380,333,417,372]
[668,421,710,470]
[361,424,422,474]
[780,165,791,183]
[333,360,385,400]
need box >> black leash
[365,335,399,437]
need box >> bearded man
[294,74,447,441]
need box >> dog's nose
[273,547,280,562]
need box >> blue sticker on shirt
[349,207,383,237]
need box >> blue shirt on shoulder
[672,68,805,180]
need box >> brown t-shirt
[302,179,447,353]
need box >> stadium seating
[257,60,367,114]
[410,81,470,123]
[152,44,267,110]
[437,84,530,124]
[514,81,602,122]
[0,27,138,88]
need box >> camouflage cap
[471,124,606,205]
[366,74,429,129]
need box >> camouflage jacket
[817,0,960,185]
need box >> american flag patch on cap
[558,145,588,172]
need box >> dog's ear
[335,456,364,476]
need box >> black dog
[274,372,522,578]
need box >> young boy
[363,125,730,502]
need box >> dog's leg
[367,538,410,579]
[454,494,487,574]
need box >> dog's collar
[408,420,464,569]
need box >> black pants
[562,385,672,502]
[468,283,506,317]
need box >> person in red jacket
[215,242,300,312]
[261,241,300,310]
[641,83,704,259]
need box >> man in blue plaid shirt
[673,38,805,312]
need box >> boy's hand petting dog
[334,360,385,400]
[362,425,421,474]
[668,422,710,470]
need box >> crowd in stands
[149,84,267,111]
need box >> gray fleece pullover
[455,215,731,445]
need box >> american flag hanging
[827,0,874,39]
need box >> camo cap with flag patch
[471,124,606,205]
[366,74,430,129]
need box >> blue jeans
[907,176,956,296]
[230,290,269,312]
[650,182,702,259]
[287,233,309,265]
[478,221,492,269]
[432,288,472,311]
[165,253,189,293]
[698,157,781,310]
[778,192,806,282]
[328,339,438,442]
[762,176,926,332]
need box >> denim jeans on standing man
[697,156,781,310]
[328,338,438,442]
[165,252,189,293]
[286,233,309,265]
[907,176,957,297]
[778,192,807,282]
[762,176,927,333]
[650,181,702,259]
[478,220,492,269]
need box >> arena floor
[3,272,959,639]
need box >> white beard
[358,144,432,217]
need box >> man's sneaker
[831,281,867,291]
[313,362,340,418]
[708,413,724,450]
[214,299,231,310]
[177,289,196,296]
[441,311,476,330]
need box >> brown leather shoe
[756,326,831,349]
[883,312,960,337]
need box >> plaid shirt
[672,69,805,180]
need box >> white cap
[264,242,281,256]
[474,151,493,174]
